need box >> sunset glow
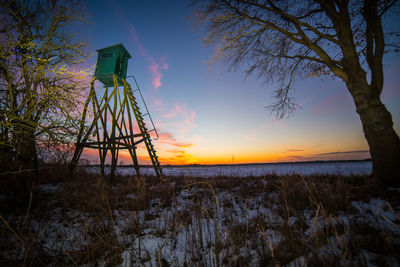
[78,0,400,166]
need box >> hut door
[115,56,123,77]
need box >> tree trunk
[347,79,400,186]
[16,126,38,192]
[0,125,14,173]
[18,130,38,172]
[0,144,14,173]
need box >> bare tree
[193,0,400,185]
[0,0,90,183]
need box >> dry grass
[0,165,399,266]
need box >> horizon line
[81,158,372,167]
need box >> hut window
[102,53,113,59]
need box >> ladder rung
[134,139,145,146]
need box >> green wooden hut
[94,43,132,87]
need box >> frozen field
[3,159,398,266]
[85,160,372,177]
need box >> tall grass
[0,165,399,266]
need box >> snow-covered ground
[22,178,400,265]
[2,161,398,266]
[84,160,372,177]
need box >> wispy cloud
[162,102,185,119]
[149,57,168,91]
[129,24,168,92]
[316,150,369,156]
[162,102,196,135]
[158,131,195,148]
[128,23,147,57]
[151,97,165,107]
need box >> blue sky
[78,0,400,164]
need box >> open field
[0,165,399,266]
[84,160,372,177]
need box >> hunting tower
[69,43,163,178]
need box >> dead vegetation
[0,166,399,266]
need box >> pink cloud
[129,24,168,92]
[149,57,168,91]
[162,102,196,135]
[158,131,195,148]
[162,102,184,118]
[128,24,147,57]
[151,97,165,107]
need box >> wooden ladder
[69,74,163,179]
[123,80,163,177]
